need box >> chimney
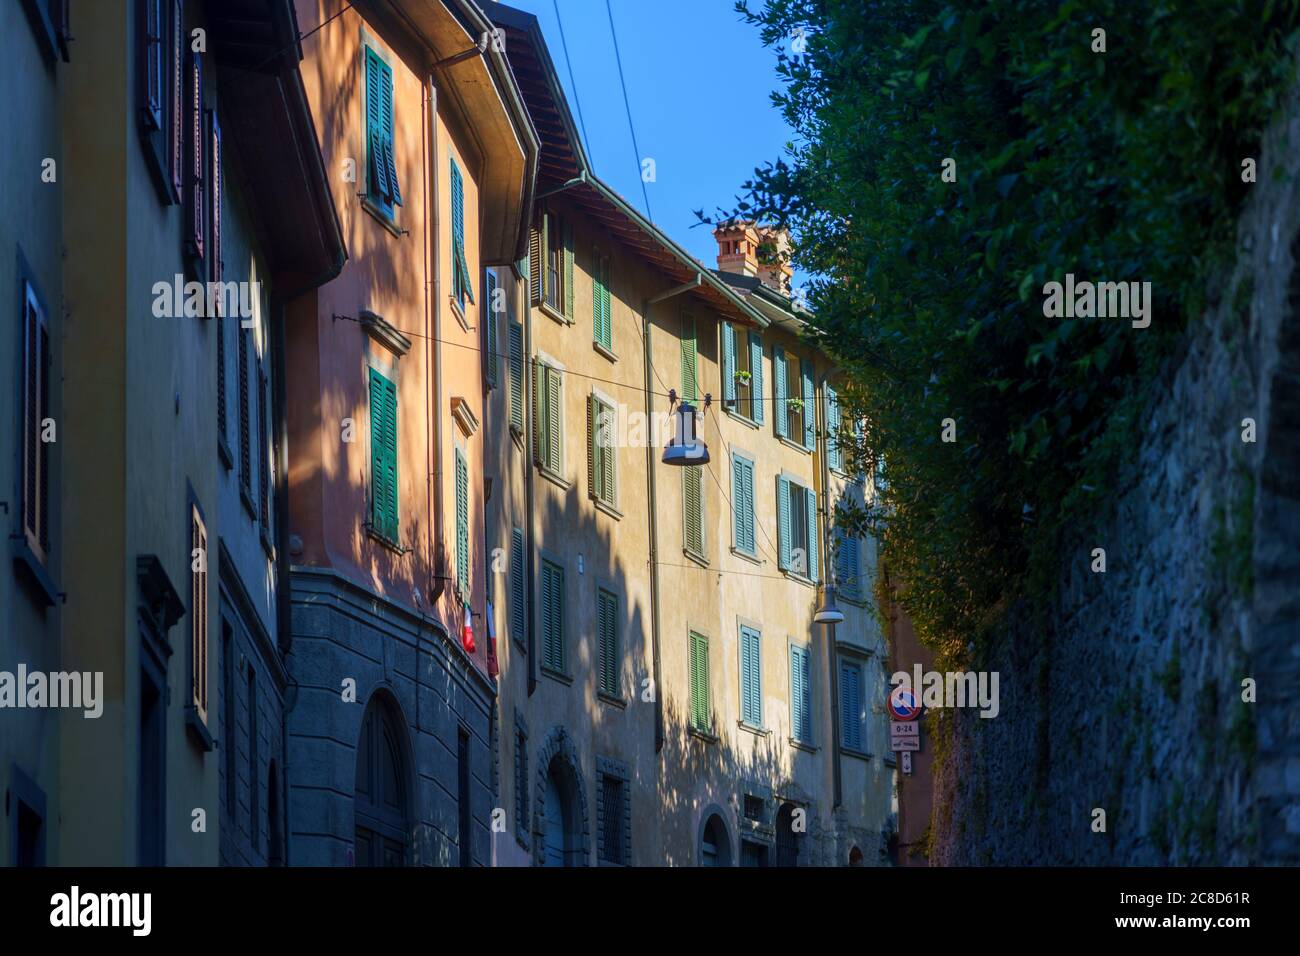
[713,220,792,295]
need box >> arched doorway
[700,812,731,866]
[849,845,864,867]
[354,693,411,867]
[542,757,582,866]
[775,802,802,867]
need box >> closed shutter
[239,327,251,490]
[777,476,791,570]
[790,646,810,743]
[801,359,815,449]
[509,322,524,431]
[731,456,751,553]
[826,386,840,470]
[542,561,564,672]
[191,505,208,722]
[258,370,270,526]
[455,448,469,595]
[546,367,561,473]
[679,314,697,402]
[532,359,542,463]
[838,532,859,597]
[593,248,612,350]
[773,346,787,438]
[510,527,526,647]
[369,368,398,541]
[21,287,51,553]
[485,271,498,387]
[598,589,617,696]
[587,394,598,499]
[840,662,861,751]
[171,0,183,196]
[721,322,735,404]
[740,628,761,727]
[749,332,764,424]
[216,313,226,443]
[601,257,612,348]
[562,220,574,318]
[806,486,819,582]
[690,632,709,732]
[186,51,205,272]
[143,0,163,129]
[683,466,702,555]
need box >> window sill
[541,666,573,686]
[451,296,469,333]
[778,436,814,455]
[186,706,216,753]
[11,536,59,607]
[841,745,873,762]
[365,526,405,555]
[597,691,626,710]
[539,302,571,326]
[790,737,819,754]
[724,407,760,430]
[592,496,622,521]
[737,720,770,739]
[781,570,817,589]
[240,485,258,521]
[593,341,617,363]
[538,466,570,492]
[730,546,762,567]
[361,195,403,238]
[218,437,234,471]
[689,725,718,744]
[683,547,709,568]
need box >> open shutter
[380,60,400,206]
[364,49,389,201]
[485,271,498,386]
[601,257,613,348]
[209,111,222,287]
[773,346,787,438]
[750,333,764,424]
[509,323,524,430]
[777,476,791,570]
[547,368,561,473]
[826,386,841,470]
[383,377,398,539]
[679,314,697,402]
[587,394,598,498]
[562,220,574,318]
[806,486,819,582]
[171,0,184,196]
[529,219,544,305]
[532,359,543,464]
[801,359,815,448]
[369,369,387,535]
[790,647,806,742]
[683,466,702,555]
[455,449,469,594]
[511,527,526,646]
[721,323,735,403]
[186,51,205,273]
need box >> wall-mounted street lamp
[814,584,845,625]
[662,389,710,466]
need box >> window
[836,527,860,599]
[774,348,814,448]
[777,476,819,581]
[10,768,46,866]
[239,325,252,500]
[510,527,527,649]
[508,321,525,433]
[20,280,52,561]
[689,632,710,734]
[679,312,697,402]
[484,270,499,387]
[457,728,471,867]
[596,588,619,698]
[455,447,469,596]
[826,385,842,471]
[790,645,812,744]
[190,504,208,724]
[184,50,206,279]
[137,0,183,203]
[369,368,399,543]
[739,625,762,728]
[531,210,572,318]
[742,794,766,823]
[214,120,228,455]
[364,46,401,216]
[592,247,612,352]
[722,324,763,422]
[540,559,565,674]
[450,157,473,310]
[533,361,563,476]
[248,667,258,851]
[138,660,166,865]
[587,394,616,508]
[23,0,71,64]
[597,766,630,865]
[840,660,864,752]
[683,466,704,558]
[731,454,755,556]
[513,723,529,844]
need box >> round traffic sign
[888,687,920,720]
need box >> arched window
[542,757,582,866]
[354,694,411,867]
[775,802,802,867]
[700,812,732,867]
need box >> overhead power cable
[604,0,653,222]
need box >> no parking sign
[888,686,920,721]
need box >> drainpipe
[644,274,703,753]
[525,271,537,697]
[426,76,446,611]
[817,372,843,810]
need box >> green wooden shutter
[806,486,819,582]
[458,456,472,594]
[602,257,612,348]
[826,385,840,470]
[508,322,524,431]
[485,270,498,387]
[369,368,398,541]
[731,456,745,552]
[773,346,787,438]
[593,249,612,350]
[364,49,389,202]
[801,359,815,448]
[587,393,598,499]
[511,527,526,646]
[551,563,565,671]
[598,589,617,696]
[721,323,735,403]
[777,476,791,570]
[562,219,574,319]
[532,358,542,463]
[683,465,702,555]
[750,333,764,424]
[547,367,561,473]
[690,632,709,732]
[840,662,861,750]
[741,627,761,726]
[529,219,544,305]
[380,59,400,206]
[680,314,697,403]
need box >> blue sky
[502,0,799,284]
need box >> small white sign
[891,736,920,752]
[901,751,913,775]
[890,721,919,737]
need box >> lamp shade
[662,402,709,466]
[814,586,845,625]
